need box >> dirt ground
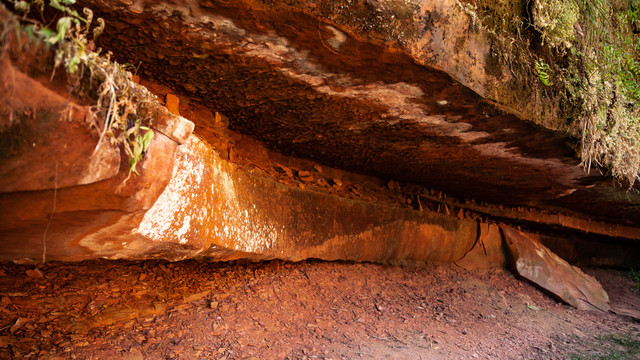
[0,260,638,360]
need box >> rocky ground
[0,260,638,359]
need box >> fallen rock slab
[500,225,610,311]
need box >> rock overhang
[1,1,640,270]
[76,0,640,226]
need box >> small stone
[125,348,143,360]
[298,183,305,189]
[139,273,147,281]
[135,334,146,343]
[26,269,43,279]
[437,100,448,106]
[209,301,218,309]
[298,170,312,177]
[333,178,342,187]
[166,94,180,116]
[275,164,293,177]
[313,164,323,173]
[10,318,29,333]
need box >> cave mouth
[1,2,640,358]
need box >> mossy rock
[532,0,579,47]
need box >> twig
[371,335,392,342]
[42,161,58,264]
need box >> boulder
[500,225,610,311]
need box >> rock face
[0,37,194,262]
[0,58,120,192]
[137,135,506,265]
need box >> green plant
[630,268,640,293]
[569,333,640,359]
[4,0,156,179]
[457,0,640,185]
[535,59,553,86]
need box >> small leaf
[68,56,81,74]
[49,17,71,45]
[48,0,65,12]
[142,130,154,151]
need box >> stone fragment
[313,164,323,173]
[333,178,343,187]
[166,93,180,116]
[25,269,43,279]
[10,318,29,333]
[275,164,294,177]
[500,225,610,311]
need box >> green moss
[459,0,640,185]
[532,0,579,47]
